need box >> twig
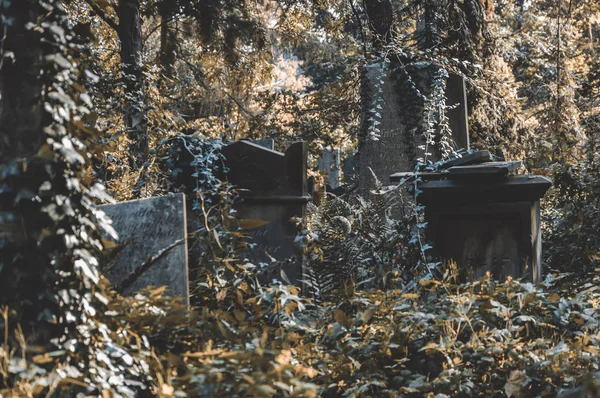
[82,0,119,32]
[118,238,185,292]
[176,55,256,118]
[350,1,369,59]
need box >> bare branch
[83,0,119,32]
[176,54,256,118]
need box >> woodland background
[1,0,600,396]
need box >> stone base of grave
[391,151,552,282]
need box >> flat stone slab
[100,194,189,304]
[389,171,449,183]
[448,161,522,178]
[439,150,493,169]
[417,175,552,206]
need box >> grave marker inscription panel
[100,194,189,304]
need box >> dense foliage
[2,0,600,397]
[6,266,600,397]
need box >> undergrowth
[4,262,600,396]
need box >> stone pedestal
[414,174,551,282]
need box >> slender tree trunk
[363,0,394,49]
[0,1,44,161]
[159,0,178,80]
[117,0,148,170]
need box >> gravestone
[100,193,189,305]
[391,160,552,282]
[358,61,469,192]
[317,146,341,189]
[222,141,310,284]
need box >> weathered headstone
[413,168,551,282]
[317,146,341,189]
[358,61,469,192]
[222,141,309,284]
[100,194,189,305]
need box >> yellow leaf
[40,228,52,240]
[420,342,437,354]
[238,218,270,229]
[523,292,536,306]
[161,383,174,396]
[95,0,111,10]
[32,354,53,364]
[294,365,319,378]
[234,310,246,322]
[36,144,54,160]
[418,279,441,287]
[240,373,255,385]
[149,286,167,298]
[401,293,420,300]
[226,263,236,273]
[102,237,117,249]
[255,385,277,397]
[60,378,88,388]
[548,293,560,302]
[286,332,301,343]
[334,309,352,328]
[275,349,292,365]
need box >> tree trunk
[117,0,148,170]
[363,0,394,48]
[0,1,44,161]
[159,0,178,80]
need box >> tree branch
[176,54,256,118]
[83,0,119,32]
[350,1,369,59]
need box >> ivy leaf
[238,218,270,229]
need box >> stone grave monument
[391,151,552,282]
[359,61,469,192]
[317,146,341,190]
[100,193,189,304]
[222,141,310,284]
